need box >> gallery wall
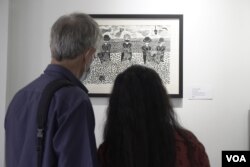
[3,0,250,166]
[0,0,9,166]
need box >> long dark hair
[103,65,188,167]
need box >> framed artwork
[84,14,183,98]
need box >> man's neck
[51,57,82,79]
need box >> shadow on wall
[90,97,183,108]
[171,98,183,108]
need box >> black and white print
[83,25,171,85]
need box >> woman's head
[108,65,173,126]
[104,65,178,167]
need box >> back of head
[50,13,100,61]
[104,65,178,167]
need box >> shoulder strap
[36,79,73,167]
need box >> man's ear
[85,47,96,58]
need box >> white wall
[0,0,9,166]
[5,0,250,166]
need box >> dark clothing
[5,64,98,167]
[98,129,210,167]
[98,43,111,63]
[121,42,132,61]
[141,45,151,64]
[174,130,210,167]
[102,43,111,52]
[156,45,166,62]
[156,45,166,52]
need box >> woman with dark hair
[98,65,210,167]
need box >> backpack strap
[36,79,73,167]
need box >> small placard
[189,85,213,100]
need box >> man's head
[50,13,100,80]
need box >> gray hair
[50,13,100,61]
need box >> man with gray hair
[5,13,100,167]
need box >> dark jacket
[98,129,210,167]
[5,64,98,167]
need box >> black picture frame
[85,14,183,98]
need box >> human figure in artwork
[98,35,111,64]
[156,37,166,63]
[121,34,132,62]
[141,37,152,64]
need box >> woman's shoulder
[98,142,107,152]
[175,129,198,142]
[175,129,210,167]
[97,142,109,167]
[175,129,206,152]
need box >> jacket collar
[44,64,88,93]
